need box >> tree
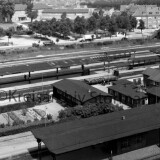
[58,20,70,37]
[61,12,67,20]
[99,8,104,17]
[87,16,97,32]
[92,12,99,19]
[74,16,87,35]
[116,14,131,31]
[0,27,5,37]
[0,1,15,22]
[129,16,137,31]
[25,2,38,22]
[138,19,145,33]
[99,16,109,32]
[108,18,118,37]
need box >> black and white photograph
[1,0,160,160]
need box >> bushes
[65,44,76,49]
[0,102,35,114]
[58,103,123,120]
[0,119,55,137]
[96,42,103,46]
[103,41,113,45]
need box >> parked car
[121,37,128,41]
[67,36,75,41]
[43,40,55,46]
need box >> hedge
[0,102,35,114]
[0,119,55,137]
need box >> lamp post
[45,106,47,127]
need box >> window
[149,12,152,14]
[137,136,143,143]
[121,139,130,148]
[156,12,159,14]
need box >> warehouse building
[108,79,148,108]
[53,79,112,107]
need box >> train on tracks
[0,54,160,86]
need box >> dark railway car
[0,68,90,85]
[92,52,132,62]
[128,55,160,69]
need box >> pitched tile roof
[14,3,51,11]
[53,79,111,103]
[15,4,27,11]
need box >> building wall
[116,129,160,154]
[148,93,160,104]
[12,9,44,23]
[136,16,160,29]
[12,11,29,23]
[41,12,90,20]
[56,129,160,159]
[108,88,148,108]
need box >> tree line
[29,11,138,38]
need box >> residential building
[121,4,160,29]
[32,104,160,159]
[12,3,52,23]
[53,79,112,107]
[108,79,148,108]
[41,7,93,20]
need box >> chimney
[121,116,125,120]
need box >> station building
[32,104,160,160]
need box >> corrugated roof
[42,8,89,14]
[53,79,111,103]
[32,104,160,155]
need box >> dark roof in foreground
[53,79,111,102]
[32,104,160,155]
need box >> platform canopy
[0,58,99,76]
[32,104,160,155]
